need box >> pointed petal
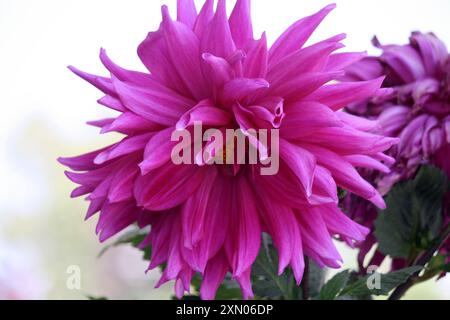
[200,0,236,59]
[296,207,342,266]
[268,36,345,85]
[303,126,398,156]
[181,168,218,250]
[135,164,207,211]
[270,71,344,102]
[99,48,153,85]
[193,0,214,37]
[161,6,209,100]
[229,0,253,49]
[177,0,197,29]
[337,111,381,132]
[303,144,386,208]
[200,252,229,300]
[281,101,342,139]
[303,77,385,111]
[343,155,390,173]
[320,204,369,242]
[97,95,126,112]
[269,4,336,65]
[235,268,254,300]
[101,112,161,135]
[326,51,367,72]
[138,29,189,94]
[226,178,261,276]
[94,133,152,165]
[280,139,317,197]
[139,127,177,174]
[112,76,193,125]
[68,66,115,96]
[243,33,268,78]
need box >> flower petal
[269,4,336,65]
[229,0,253,49]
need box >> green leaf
[306,259,326,298]
[340,266,422,298]
[319,270,350,300]
[375,165,449,258]
[98,226,150,260]
[252,235,295,299]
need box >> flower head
[59,0,395,299]
[343,32,450,271]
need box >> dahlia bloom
[59,0,396,299]
[343,32,450,271]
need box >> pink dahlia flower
[59,0,396,299]
[343,32,450,271]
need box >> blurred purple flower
[59,0,395,299]
[343,32,450,272]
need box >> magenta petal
[58,147,108,171]
[297,207,342,267]
[256,192,300,275]
[182,172,229,272]
[201,53,235,88]
[303,144,385,208]
[226,178,261,277]
[220,78,269,105]
[200,252,228,300]
[135,164,206,211]
[304,77,385,111]
[161,6,209,100]
[235,268,254,300]
[268,37,345,85]
[193,0,214,37]
[326,51,367,72]
[181,168,218,250]
[282,101,342,138]
[269,4,336,65]
[229,0,253,49]
[320,204,369,242]
[176,99,232,130]
[101,112,161,135]
[97,95,126,112]
[138,29,188,95]
[94,133,152,165]
[99,48,153,86]
[280,139,317,197]
[344,155,390,174]
[139,127,176,174]
[200,0,236,59]
[243,33,268,78]
[68,66,115,96]
[112,76,192,125]
[270,71,344,102]
[177,0,197,29]
[337,112,381,133]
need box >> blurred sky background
[1,0,450,299]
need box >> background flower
[343,32,450,272]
